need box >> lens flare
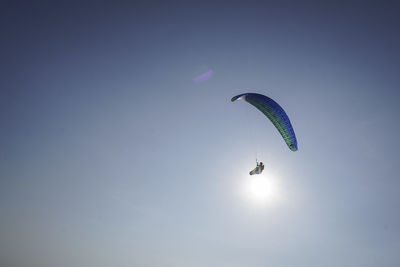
[193,69,213,83]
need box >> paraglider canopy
[231,93,298,151]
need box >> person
[249,161,264,175]
[259,162,264,172]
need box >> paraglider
[231,93,297,175]
[249,161,264,175]
[231,93,297,151]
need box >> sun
[242,172,281,205]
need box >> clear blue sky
[1,1,400,266]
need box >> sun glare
[242,172,281,205]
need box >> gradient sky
[1,1,400,267]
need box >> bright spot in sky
[193,69,213,83]
[242,172,281,205]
